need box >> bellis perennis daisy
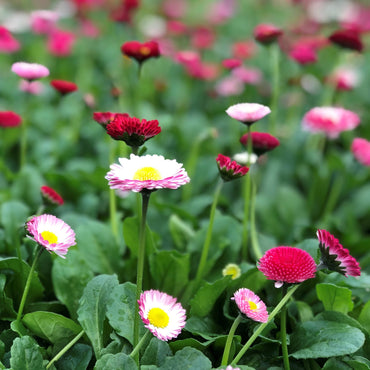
[216,154,249,181]
[138,290,186,341]
[106,154,190,193]
[26,214,76,258]
[226,103,271,125]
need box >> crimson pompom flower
[216,154,249,182]
[138,290,186,341]
[221,58,242,70]
[240,132,280,156]
[93,112,118,128]
[289,44,317,65]
[0,111,22,128]
[121,40,160,64]
[50,79,78,95]
[302,106,360,139]
[317,229,361,277]
[352,138,370,166]
[258,246,317,288]
[329,29,363,52]
[232,288,269,323]
[226,103,271,125]
[26,214,76,258]
[0,26,20,53]
[253,23,283,45]
[40,185,64,206]
[106,114,161,147]
[11,62,49,81]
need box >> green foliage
[9,336,44,370]
[316,283,354,314]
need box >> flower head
[50,79,78,95]
[253,23,283,45]
[0,111,22,128]
[258,246,317,287]
[221,58,242,70]
[302,106,360,139]
[31,10,58,35]
[40,185,64,206]
[317,229,361,277]
[26,214,76,258]
[216,154,249,181]
[19,80,44,95]
[138,290,186,341]
[0,26,20,53]
[329,29,363,52]
[232,288,269,323]
[352,138,370,166]
[93,112,117,128]
[326,66,359,91]
[226,103,271,125]
[106,154,190,193]
[11,62,49,81]
[289,44,317,65]
[222,263,241,280]
[106,114,161,147]
[240,132,280,156]
[121,40,160,64]
[47,29,76,57]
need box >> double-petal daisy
[216,154,249,181]
[138,290,186,341]
[106,154,190,193]
[226,103,271,125]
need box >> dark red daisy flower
[329,29,363,52]
[40,185,64,206]
[106,114,161,147]
[0,111,22,128]
[50,79,78,95]
[253,23,283,45]
[221,58,242,70]
[240,132,280,156]
[93,112,119,128]
[317,229,361,277]
[258,246,317,287]
[121,40,160,63]
[216,154,249,182]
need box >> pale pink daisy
[226,103,271,125]
[106,154,190,193]
[26,214,76,258]
[302,106,360,139]
[232,288,269,323]
[11,62,49,81]
[138,290,186,341]
[351,138,370,166]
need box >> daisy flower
[121,40,160,64]
[93,111,118,128]
[351,138,370,166]
[258,246,317,288]
[138,290,186,341]
[50,79,78,95]
[317,229,361,277]
[106,154,190,193]
[226,103,271,125]
[232,288,269,323]
[0,111,22,128]
[11,62,49,81]
[222,263,241,280]
[40,185,64,206]
[240,132,280,156]
[216,153,249,181]
[26,214,76,258]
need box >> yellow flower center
[147,307,169,328]
[248,300,257,311]
[41,230,58,244]
[133,167,161,181]
[140,46,151,56]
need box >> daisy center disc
[140,46,151,55]
[41,230,58,244]
[248,300,257,310]
[133,166,161,181]
[147,307,169,328]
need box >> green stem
[109,140,119,241]
[221,314,242,366]
[281,285,290,370]
[46,330,85,369]
[232,284,299,365]
[269,43,280,135]
[20,117,28,171]
[129,330,150,359]
[133,191,151,366]
[321,171,343,228]
[16,246,43,323]
[250,179,262,260]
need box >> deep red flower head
[317,229,361,277]
[240,132,280,156]
[329,29,363,52]
[216,154,249,181]
[253,23,283,45]
[93,112,118,128]
[47,29,76,57]
[232,41,256,60]
[258,246,317,287]
[221,58,242,70]
[40,185,64,206]
[352,138,370,167]
[121,40,160,63]
[106,114,161,147]
[0,26,20,53]
[191,27,215,49]
[50,80,78,95]
[289,44,317,65]
[110,0,140,23]
[0,111,22,128]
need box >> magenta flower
[232,288,269,323]
[329,29,363,52]
[0,26,20,53]
[258,246,317,288]
[302,106,360,139]
[93,112,118,128]
[226,103,271,125]
[0,111,22,128]
[240,132,280,156]
[30,10,58,35]
[47,29,76,57]
[11,62,49,81]
[289,44,317,65]
[253,23,283,45]
[216,154,249,181]
[351,138,370,166]
[40,185,64,206]
[317,229,361,277]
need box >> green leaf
[23,311,82,344]
[158,347,212,370]
[0,274,17,319]
[52,250,94,320]
[343,356,370,370]
[54,343,92,370]
[290,320,365,359]
[141,337,172,367]
[94,353,137,370]
[359,300,370,335]
[316,283,354,314]
[149,250,190,296]
[77,274,119,359]
[322,358,351,370]
[10,336,44,370]
[169,214,195,250]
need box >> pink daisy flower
[232,288,269,323]
[0,111,22,128]
[93,112,118,128]
[317,229,361,277]
[302,106,360,139]
[106,154,190,193]
[258,246,317,288]
[138,290,186,341]
[40,186,64,206]
[253,23,283,45]
[351,138,370,166]
[216,154,249,181]
[11,62,49,81]
[226,103,271,125]
[240,132,280,156]
[26,214,76,258]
